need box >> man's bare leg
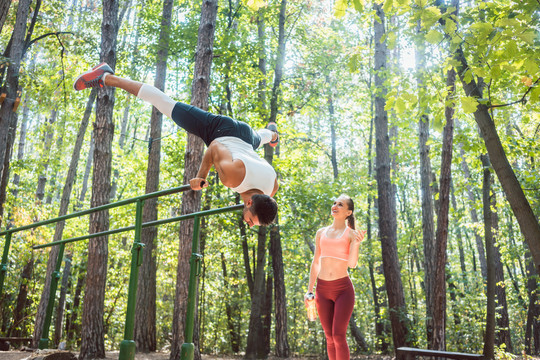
[103,74,143,96]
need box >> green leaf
[425,29,444,44]
[383,0,393,14]
[246,0,266,11]
[395,96,407,114]
[523,59,539,75]
[421,6,442,28]
[517,31,536,44]
[334,0,348,18]
[461,96,478,114]
[444,19,457,35]
[495,18,520,27]
[352,0,365,12]
[463,69,474,84]
[387,31,397,50]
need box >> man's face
[243,205,260,228]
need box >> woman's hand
[190,177,208,190]
[354,230,367,244]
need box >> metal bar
[119,199,144,360]
[32,204,244,250]
[39,243,66,349]
[0,231,12,298]
[0,185,190,236]
[180,215,201,360]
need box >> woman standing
[306,194,366,360]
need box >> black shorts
[171,102,261,150]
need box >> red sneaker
[73,62,114,91]
[266,122,279,147]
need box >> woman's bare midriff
[318,257,349,280]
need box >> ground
[0,350,395,360]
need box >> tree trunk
[169,1,218,358]
[459,145,487,280]
[266,0,289,356]
[482,154,495,359]
[78,132,95,207]
[492,190,512,352]
[220,252,241,352]
[0,0,31,228]
[65,261,85,348]
[10,99,29,200]
[431,64,456,351]
[373,1,412,349]
[134,0,173,352]
[415,20,436,346]
[8,258,33,338]
[0,0,10,35]
[79,0,119,357]
[349,311,369,353]
[328,93,338,180]
[525,244,540,355]
[245,227,268,359]
[450,184,467,277]
[36,110,57,201]
[54,253,73,346]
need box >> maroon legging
[316,276,355,360]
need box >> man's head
[243,194,278,227]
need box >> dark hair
[341,194,356,230]
[250,194,278,226]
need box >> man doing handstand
[74,63,279,227]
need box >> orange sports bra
[320,226,351,261]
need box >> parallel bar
[0,185,190,236]
[180,216,201,360]
[39,243,66,349]
[119,199,144,360]
[32,204,244,250]
[0,231,12,297]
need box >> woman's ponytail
[341,194,356,230]
[347,213,356,230]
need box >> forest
[0,0,539,359]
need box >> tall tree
[134,0,173,351]
[0,0,10,34]
[169,0,218,358]
[431,63,456,351]
[246,7,271,357]
[492,186,512,352]
[373,1,412,350]
[0,0,33,227]
[79,0,119,357]
[415,20,436,346]
[481,154,495,359]
[32,89,96,348]
[267,0,289,356]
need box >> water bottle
[305,292,317,321]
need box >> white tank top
[215,136,276,196]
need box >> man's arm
[271,178,279,197]
[189,144,215,190]
[190,141,245,190]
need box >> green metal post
[0,231,12,299]
[180,216,202,360]
[119,199,145,360]
[39,242,66,349]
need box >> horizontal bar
[32,204,244,250]
[0,185,191,236]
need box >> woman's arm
[347,229,366,268]
[308,229,323,293]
